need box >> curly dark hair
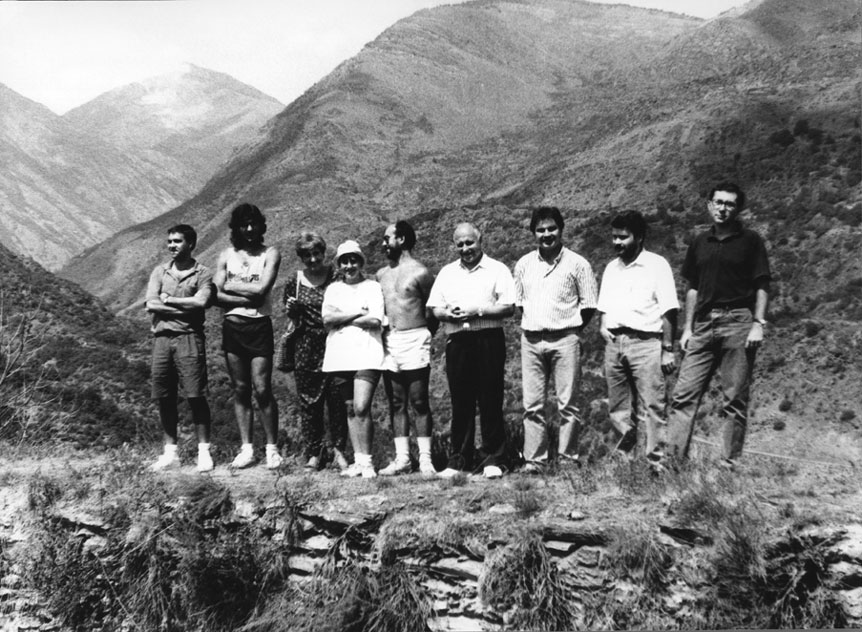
[229,203,267,248]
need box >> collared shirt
[427,253,516,336]
[146,261,213,334]
[514,247,598,331]
[682,222,771,317]
[597,249,679,333]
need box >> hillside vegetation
[0,243,151,448]
[61,0,860,321]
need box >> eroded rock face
[4,490,861,631]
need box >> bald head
[453,222,483,268]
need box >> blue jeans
[521,329,581,463]
[604,334,665,455]
[667,308,757,460]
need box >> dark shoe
[615,428,637,453]
[718,458,737,472]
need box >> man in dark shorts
[214,203,283,469]
[145,224,215,472]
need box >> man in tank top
[214,203,283,469]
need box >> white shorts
[383,327,431,373]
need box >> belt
[523,327,579,341]
[607,327,661,340]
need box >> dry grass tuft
[244,558,432,632]
[479,529,577,630]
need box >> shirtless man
[376,220,438,476]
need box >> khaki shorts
[151,332,208,399]
[383,327,431,373]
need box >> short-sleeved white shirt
[321,279,385,372]
[426,254,516,336]
[597,250,679,333]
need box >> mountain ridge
[0,66,283,270]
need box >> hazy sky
[0,0,746,115]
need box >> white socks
[394,437,410,462]
[417,436,432,460]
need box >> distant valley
[1,0,859,453]
[0,64,282,270]
[54,0,860,324]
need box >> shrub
[479,530,577,630]
[769,129,795,148]
[606,523,674,593]
[246,559,432,632]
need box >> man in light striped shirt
[514,207,598,473]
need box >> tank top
[224,248,273,318]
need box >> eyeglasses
[710,199,738,209]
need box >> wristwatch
[661,344,674,352]
[753,318,767,326]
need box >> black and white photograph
[0,0,859,629]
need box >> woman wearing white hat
[321,240,385,477]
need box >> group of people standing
[146,181,770,478]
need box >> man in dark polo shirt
[666,182,770,469]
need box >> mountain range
[2,0,860,452]
[0,64,282,270]
[58,0,860,319]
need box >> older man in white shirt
[597,210,678,459]
[427,222,516,479]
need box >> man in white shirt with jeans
[597,210,678,460]
[514,206,598,473]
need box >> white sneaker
[150,452,180,471]
[483,465,503,479]
[196,451,214,473]
[418,457,437,477]
[379,458,411,476]
[340,462,363,478]
[266,450,284,470]
[340,462,376,478]
[231,448,255,469]
[437,467,462,479]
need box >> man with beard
[427,222,516,479]
[514,207,598,473]
[666,183,770,470]
[596,210,678,461]
[375,221,438,476]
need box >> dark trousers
[295,369,348,458]
[444,328,508,471]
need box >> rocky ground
[1,435,860,631]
